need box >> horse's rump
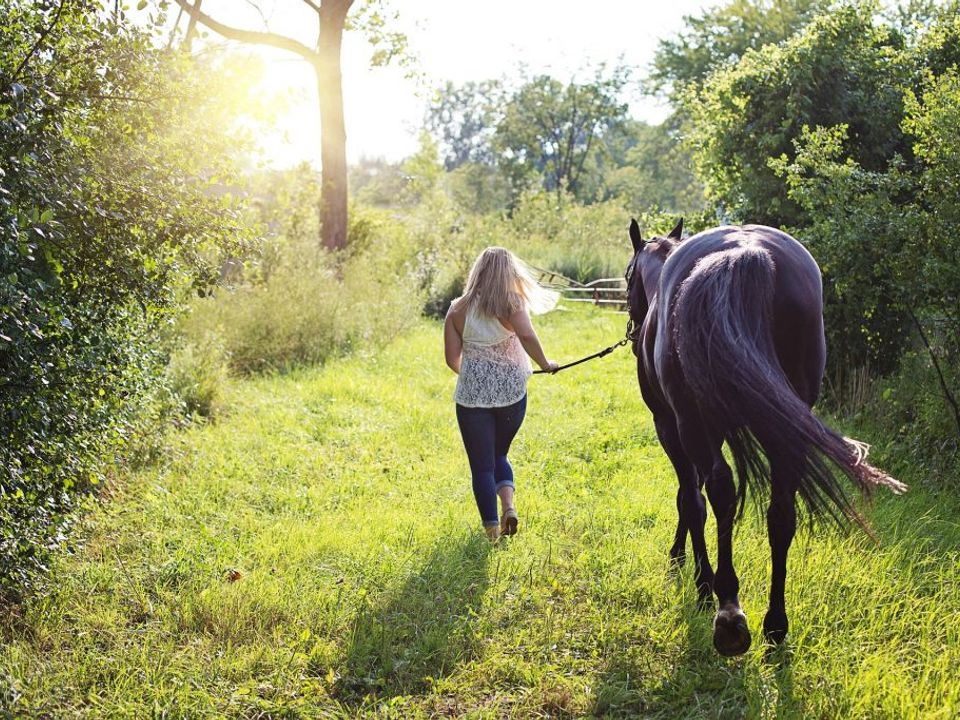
[672,242,906,529]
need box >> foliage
[494,67,631,202]
[398,132,445,206]
[444,162,512,215]
[249,163,321,265]
[0,2,250,601]
[601,118,705,214]
[179,214,423,375]
[345,0,415,72]
[1,313,957,717]
[502,191,700,283]
[684,3,910,227]
[768,5,960,437]
[425,80,502,170]
[770,125,915,373]
[350,156,408,208]
[854,348,960,480]
[424,70,705,213]
[648,0,831,99]
[164,333,229,420]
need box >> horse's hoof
[713,605,752,656]
[764,627,788,645]
[762,609,789,646]
[669,551,686,569]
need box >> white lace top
[455,303,532,408]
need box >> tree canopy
[648,0,831,99]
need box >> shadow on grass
[588,565,801,719]
[588,484,960,719]
[332,531,494,709]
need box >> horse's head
[625,217,683,326]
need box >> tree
[600,119,705,213]
[425,80,502,171]
[648,0,831,100]
[494,67,630,202]
[173,0,406,252]
[684,4,911,227]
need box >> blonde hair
[457,247,559,318]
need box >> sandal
[501,508,519,537]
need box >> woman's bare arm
[508,308,557,372]
[444,306,463,374]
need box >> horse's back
[663,225,816,289]
[660,224,826,407]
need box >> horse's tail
[674,245,906,529]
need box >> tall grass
[165,331,230,418]
[179,236,422,376]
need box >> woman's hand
[540,360,559,374]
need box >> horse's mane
[648,237,678,259]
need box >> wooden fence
[532,268,627,311]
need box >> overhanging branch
[11,0,67,83]
[173,0,320,65]
[907,307,960,438]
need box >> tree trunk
[172,0,354,252]
[184,0,202,51]
[316,1,351,252]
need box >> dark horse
[626,219,907,656]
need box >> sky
[178,1,716,166]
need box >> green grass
[1,307,958,718]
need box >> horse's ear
[668,217,684,240]
[629,218,643,252]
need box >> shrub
[844,347,960,487]
[165,333,229,420]
[181,243,422,376]
[1,7,248,601]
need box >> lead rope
[532,319,638,374]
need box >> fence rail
[532,268,628,310]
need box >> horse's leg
[765,310,821,646]
[639,374,689,570]
[662,417,714,607]
[763,454,800,645]
[653,414,713,605]
[677,422,751,655]
[704,445,750,655]
[669,485,687,567]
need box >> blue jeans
[456,395,527,527]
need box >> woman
[444,247,559,541]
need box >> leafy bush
[685,4,911,228]
[843,347,960,487]
[165,334,229,420]
[1,5,248,601]
[181,241,422,375]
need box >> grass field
[1,308,958,719]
